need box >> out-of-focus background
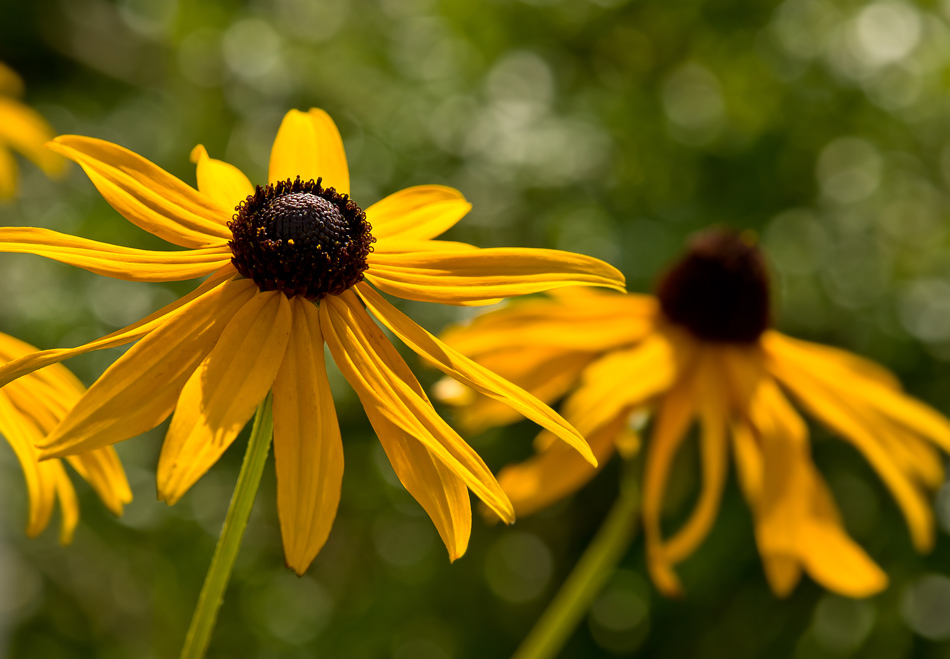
[2,0,950,656]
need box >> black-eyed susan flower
[0,332,130,542]
[436,228,950,598]
[0,62,65,200]
[0,108,624,574]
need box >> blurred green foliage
[3,0,950,657]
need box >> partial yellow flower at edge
[0,108,625,575]
[0,331,131,543]
[0,62,66,200]
[436,229,949,599]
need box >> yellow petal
[0,146,17,200]
[497,413,623,518]
[53,464,80,544]
[373,412,472,561]
[643,373,700,597]
[48,135,232,248]
[268,109,349,195]
[764,332,900,390]
[664,355,729,564]
[0,227,232,281]
[272,298,344,574]
[373,239,482,254]
[366,247,626,305]
[321,291,514,523]
[39,277,258,458]
[65,447,133,516]
[367,186,471,242]
[0,391,56,537]
[157,291,292,504]
[0,98,65,175]
[769,354,935,551]
[357,283,596,465]
[799,512,888,598]
[190,145,254,212]
[0,265,237,391]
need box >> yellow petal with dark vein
[366,247,625,305]
[0,98,64,175]
[367,186,471,241]
[0,227,232,281]
[357,283,596,465]
[372,411,472,560]
[321,291,513,524]
[190,145,254,212]
[0,265,237,391]
[0,391,55,537]
[38,277,257,458]
[269,108,349,195]
[158,291,292,504]
[272,298,343,574]
[48,136,232,248]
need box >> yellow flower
[0,108,624,574]
[0,62,65,199]
[436,228,950,598]
[0,332,130,543]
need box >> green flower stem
[512,464,641,659]
[180,392,275,659]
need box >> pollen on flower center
[228,177,375,299]
[656,228,770,343]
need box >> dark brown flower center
[229,177,374,299]
[656,229,770,343]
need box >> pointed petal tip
[190,144,208,163]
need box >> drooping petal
[52,464,80,544]
[64,447,133,516]
[272,298,343,574]
[38,277,258,458]
[366,247,626,305]
[373,412,472,560]
[0,98,65,176]
[48,136,232,248]
[268,109,349,195]
[357,283,596,465]
[0,391,56,537]
[497,412,624,518]
[367,186,471,242]
[642,371,700,596]
[190,145,254,212]
[157,291,292,504]
[764,332,900,390]
[0,227,232,282]
[321,291,514,524]
[0,146,17,200]
[0,265,237,390]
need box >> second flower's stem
[180,392,275,659]
[512,463,641,659]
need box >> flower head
[436,228,950,598]
[0,108,625,573]
[0,62,65,200]
[0,332,130,543]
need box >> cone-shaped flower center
[656,229,770,343]
[229,177,374,299]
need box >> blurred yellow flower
[0,62,65,199]
[0,332,130,543]
[437,229,950,599]
[0,108,624,574]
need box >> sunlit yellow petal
[157,291,292,504]
[367,185,471,242]
[357,283,596,465]
[272,298,343,574]
[0,265,237,391]
[190,145,254,212]
[321,291,514,524]
[373,239,482,254]
[0,98,64,175]
[0,227,232,282]
[48,135,232,248]
[366,247,626,305]
[268,108,349,195]
[38,277,257,458]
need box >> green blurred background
[3,0,950,656]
